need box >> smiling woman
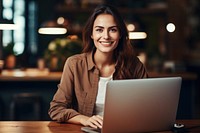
[48,4,148,130]
[91,14,120,55]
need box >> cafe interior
[0,0,200,121]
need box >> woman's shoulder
[64,52,94,72]
[67,53,87,61]
[66,53,91,66]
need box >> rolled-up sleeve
[48,52,98,122]
[48,57,80,122]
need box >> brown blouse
[48,51,148,122]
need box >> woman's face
[91,14,120,54]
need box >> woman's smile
[92,14,120,53]
[99,41,114,46]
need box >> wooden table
[0,120,199,133]
[0,121,82,133]
[0,69,62,81]
[0,69,198,81]
[0,69,199,120]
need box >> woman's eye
[96,29,103,32]
[110,28,117,32]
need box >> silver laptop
[81,77,182,133]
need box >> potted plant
[3,42,16,69]
[44,35,83,71]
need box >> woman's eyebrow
[94,26,118,28]
[94,26,104,28]
[109,26,118,28]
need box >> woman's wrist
[68,114,89,126]
[79,115,89,126]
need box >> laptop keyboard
[81,126,101,133]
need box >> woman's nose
[103,30,109,39]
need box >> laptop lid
[102,77,182,133]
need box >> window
[2,0,37,56]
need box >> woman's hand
[81,115,103,129]
[68,114,103,129]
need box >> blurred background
[0,0,200,121]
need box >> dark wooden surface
[0,120,199,133]
[0,70,198,81]
[0,70,199,120]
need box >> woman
[48,4,148,129]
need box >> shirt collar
[86,49,118,71]
[86,50,96,70]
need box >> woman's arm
[68,114,103,129]
[48,58,79,122]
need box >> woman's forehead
[93,14,117,27]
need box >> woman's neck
[94,50,115,77]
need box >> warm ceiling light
[0,19,18,30]
[38,17,68,35]
[166,23,175,33]
[129,32,147,39]
[127,24,135,31]
[38,27,67,35]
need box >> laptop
[81,77,182,133]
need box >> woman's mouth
[99,41,113,46]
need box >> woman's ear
[91,35,93,39]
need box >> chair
[10,93,42,120]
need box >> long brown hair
[82,4,137,79]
